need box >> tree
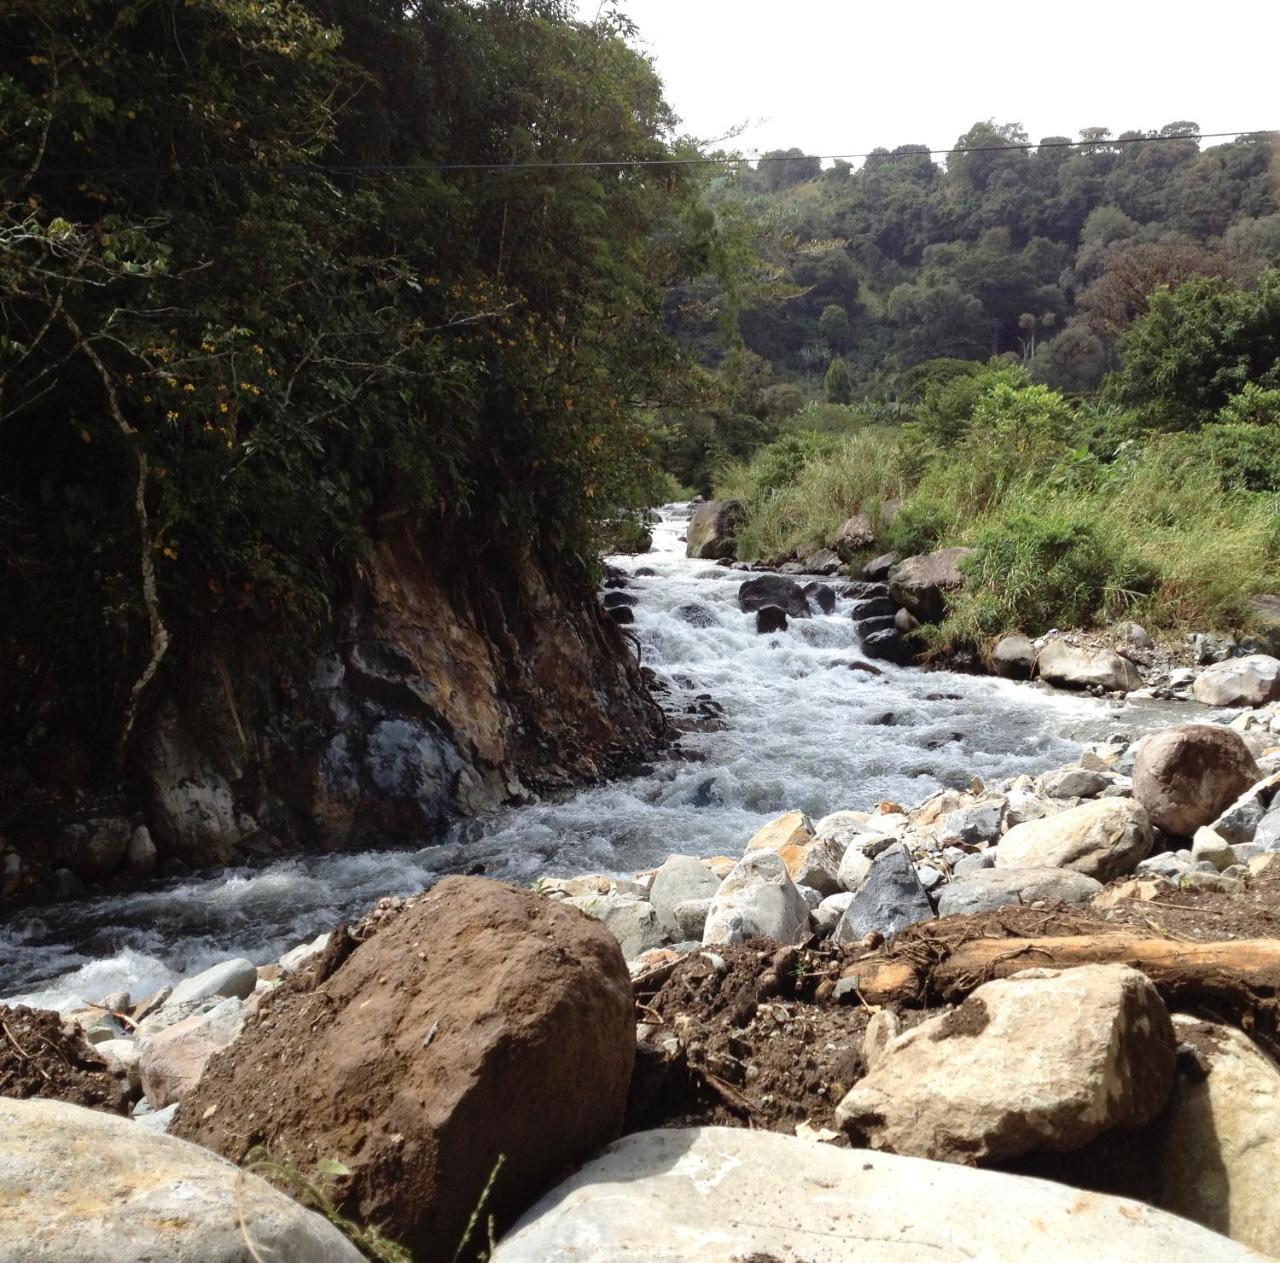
[1106,270,1280,428]
[819,304,853,353]
[1030,325,1108,393]
[758,148,821,192]
[824,356,854,404]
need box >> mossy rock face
[686,501,745,560]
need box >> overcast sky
[577,0,1278,163]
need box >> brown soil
[0,1005,128,1114]
[1098,866,1280,941]
[627,869,1280,1141]
[628,941,930,1138]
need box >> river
[1,503,1191,1009]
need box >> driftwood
[840,932,1280,1043]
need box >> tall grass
[715,420,1280,650]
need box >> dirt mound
[0,1005,127,1114]
[173,877,635,1263]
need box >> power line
[3,129,1273,179]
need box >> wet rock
[167,958,258,1009]
[836,964,1175,1164]
[138,997,246,1108]
[737,575,809,618]
[674,601,716,628]
[702,851,809,947]
[174,878,635,1262]
[1039,642,1142,692]
[888,547,974,623]
[0,1097,364,1263]
[1133,723,1260,837]
[685,499,745,560]
[860,627,915,665]
[991,634,1037,679]
[755,605,788,634]
[58,817,132,883]
[606,605,635,625]
[861,552,898,581]
[649,855,722,940]
[601,590,636,609]
[854,614,897,638]
[1193,654,1280,708]
[124,825,158,877]
[803,581,836,614]
[491,1125,1257,1263]
[849,596,897,621]
[936,866,1102,917]
[842,580,890,600]
[1156,1015,1280,1257]
[831,844,934,944]
[994,798,1153,881]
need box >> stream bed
[1,503,1194,1009]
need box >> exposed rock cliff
[1,528,662,899]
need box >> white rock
[565,891,665,959]
[279,932,330,973]
[650,855,721,939]
[491,1126,1261,1263]
[166,958,258,1008]
[994,798,1153,881]
[1190,827,1236,873]
[937,867,1102,917]
[702,851,809,947]
[0,1097,364,1262]
[137,997,245,1108]
[1039,641,1142,692]
[835,964,1175,1163]
[96,1038,142,1092]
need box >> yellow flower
[219,402,229,413]
[183,383,195,392]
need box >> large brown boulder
[685,499,745,560]
[172,878,635,1262]
[1133,724,1261,837]
[888,547,974,622]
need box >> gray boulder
[702,851,809,947]
[1041,767,1112,799]
[1039,641,1142,692]
[0,1097,363,1263]
[835,512,876,558]
[992,634,1036,679]
[685,499,744,560]
[492,1125,1259,1263]
[937,866,1102,917]
[831,845,934,944]
[888,547,974,623]
[1193,654,1280,708]
[861,552,898,581]
[649,855,722,940]
[994,798,1153,881]
[166,958,258,1008]
[836,964,1175,1164]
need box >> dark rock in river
[738,576,810,618]
[756,606,789,634]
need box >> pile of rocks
[540,718,1280,975]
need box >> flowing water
[1,504,1192,1009]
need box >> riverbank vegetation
[714,268,1280,654]
[0,0,715,771]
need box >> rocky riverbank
[683,497,1280,693]
[7,694,1280,1259]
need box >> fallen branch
[840,935,1280,1029]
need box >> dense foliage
[660,121,1278,488]
[0,0,714,767]
[716,268,1280,654]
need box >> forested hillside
[0,0,713,882]
[0,0,706,752]
[657,124,1279,487]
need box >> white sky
[578,0,1279,162]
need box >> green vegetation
[0,0,718,769]
[715,270,1280,656]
